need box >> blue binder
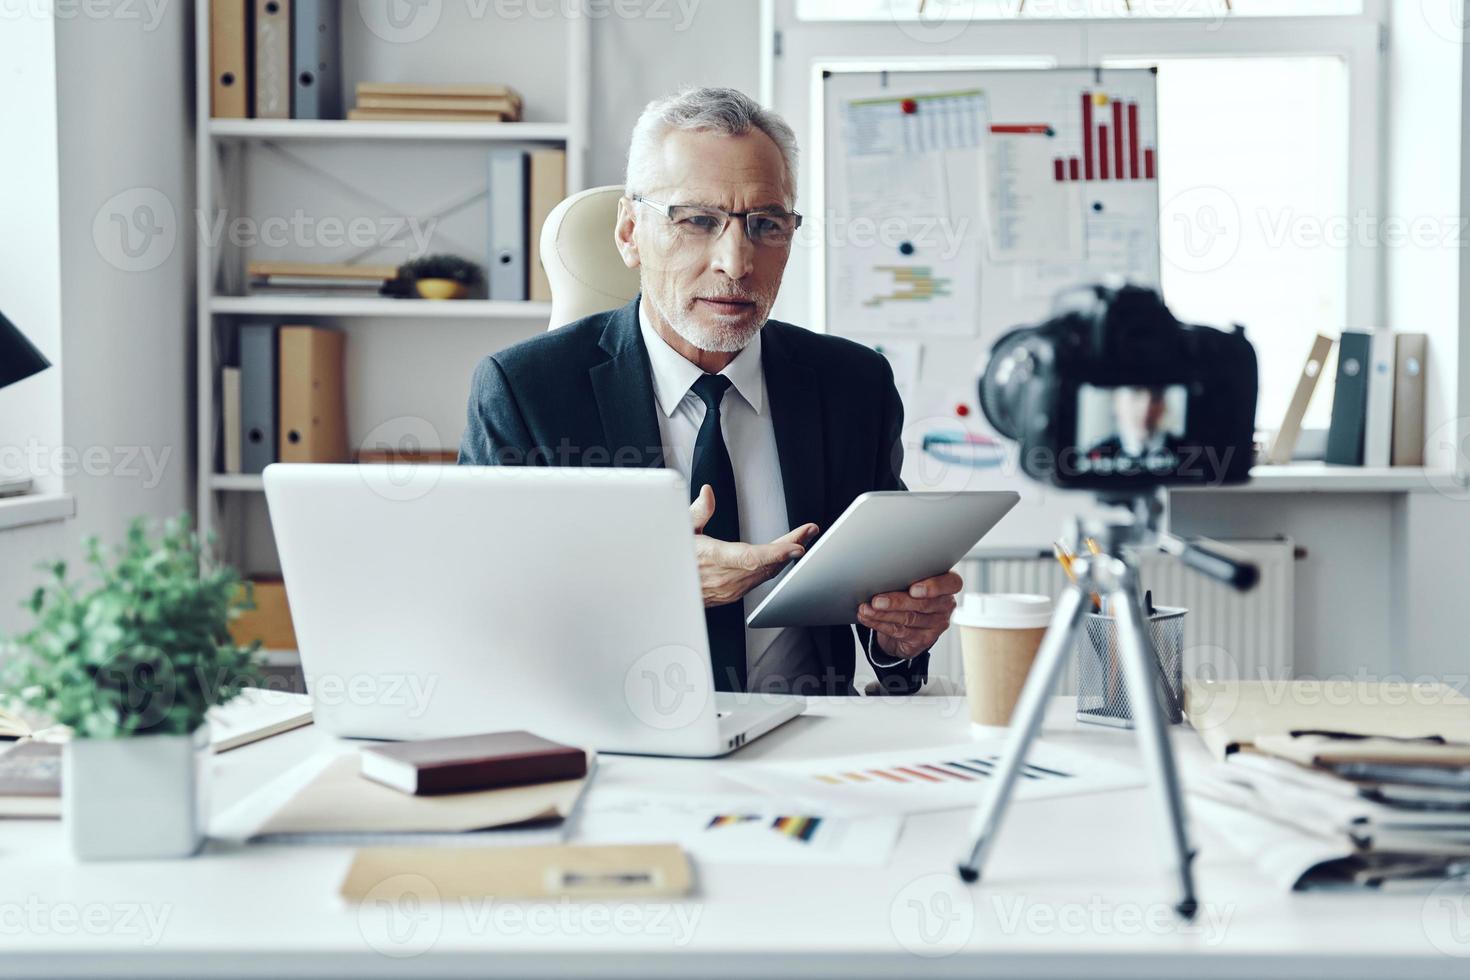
[292,0,342,120]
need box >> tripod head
[1073,489,1259,593]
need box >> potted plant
[398,253,485,300]
[4,516,262,860]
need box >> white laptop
[262,464,803,757]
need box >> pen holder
[1075,606,1186,728]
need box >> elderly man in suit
[459,86,962,696]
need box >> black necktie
[689,373,747,693]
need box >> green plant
[398,253,485,286]
[4,516,263,738]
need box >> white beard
[647,291,766,354]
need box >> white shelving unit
[193,2,590,662]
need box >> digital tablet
[745,490,1020,629]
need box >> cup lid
[952,593,1053,630]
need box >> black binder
[1325,330,1371,466]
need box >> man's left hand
[857,571,963,662]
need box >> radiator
[940,539,1296,692]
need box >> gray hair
[624,87,799,205]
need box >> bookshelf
[194,1,591,665]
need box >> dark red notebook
[359,731,587,796]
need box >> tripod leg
[1111,576,1199,920]
[957,583,1090,882]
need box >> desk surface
[2,697,1462,979]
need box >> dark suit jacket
[458,295,929,696]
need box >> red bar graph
[1082,92,1095,181]
[1054,158,1065,182]
[1112,101,1124,181]
[1145,147,1157,179]
[1098,124,1110,180]
[994,123,1053,135]
[1127,102,1140,179]
[1069,157,1080,180]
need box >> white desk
[1,697,1461,978]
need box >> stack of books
[246,262,398,295]
[1184,679,1470,890]
[348,83,524,123]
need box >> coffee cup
[952,593,1054,728]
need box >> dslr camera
[979,284,1258,492]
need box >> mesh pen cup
[1075,606,1186,728]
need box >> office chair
[538,185,641,331]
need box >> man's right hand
[689,484,818,608]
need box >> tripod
[955,490,1257,921]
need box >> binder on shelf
[1266,334,1333,466]
[1363,329,1397,468]
[292,0,342,121]
[279,325,348,463]
[210,0,251,119]
[1391,333,1428,467]
[254,0,292,120]
[1325,331,1372,466]
[239,323,278,474]
[529,149,567,304]
[222,366,243,475]
[229,576,297,651]
[487,149,530,301]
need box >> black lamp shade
[0,311,51,390]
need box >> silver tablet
[746,490,1020,629]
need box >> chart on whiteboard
[830,90,988,338]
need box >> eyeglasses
[630,195,802,248]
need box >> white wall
[0,5,194,635]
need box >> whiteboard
[815,66,1161,546]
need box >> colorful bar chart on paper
[735,740,1144,815]
[860,266,954,307]
[1053,90,1157,183]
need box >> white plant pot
[63,728,208,861]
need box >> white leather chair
[538,185,642,331]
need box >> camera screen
[1075,384,1189,477]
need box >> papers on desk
[724,738,1142,816]
[574,788,902,867]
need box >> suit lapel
[590,297,665,469]
[762,325,826,532]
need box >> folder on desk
[254,0,292,120]
[487,149,529,301]
[340,843,692,901]
[278,325,348,463]
[210,0,251,119]
[238,323,278,474]
[1363,328,1397,468]
[529,149,567,303]
[292,0,341,120]
[1325,330,1372,465]
[1184,679,1470,760]
[1391,333,1427,466]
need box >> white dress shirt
[637,302,820,682]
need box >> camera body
[979,284,1258,491]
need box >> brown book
[360,731,588,796]
[228,576,297,651]
[278,325,348,463]
[347,108,510,123]
[247,261,398,282]
[211,0,251,119]
[357,95,521,114]
[356,82,521,101]
[0,742,61,819]
[528,148,567,303]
